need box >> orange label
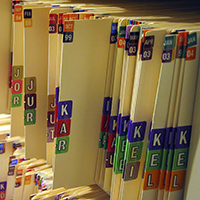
[118,37,125,48]
[17,169,23,176]
[143,170,160,190]
[14,13,22,22]
[84,14,94,19]
[186,46,196,60]
[68,13,79,20]
[63,13,69,22]
[159,170,166,190]
[64,21,74,32]
[177,32,188,46]
[169,170,186,192]
[24,19,32,28]
[14,5,22,14]
[25,175,31,185]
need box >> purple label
[143,36,154,49]
[8,166,15,176]
[49,24,57,34]
[47,111,55,127]
[162,49,172,63]
[58,24,63,34]
[47,127,55,143]
[142,48,153,61]
[55,87,59,105]
[110,33,117,44]
[58,101,73,120]
[128,43,138,56]
[164,127,173,149]
[0,182,7,191]
[149,128,165,150]
[175,126,192,149]
[125,25,132,39]
[24,93,36,110]
[63,32,73,43]
[15,182,21,188]
[130,32,139,43]
[106,151,114,168]
[118,115,130,136]
[109,116,118,134]
[128,121,146,143]
[102,97,112,115]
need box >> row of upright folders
[0,0,200,200]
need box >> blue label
[0,143,3,149]
[118,115,130,136]
[187,32,197,47]
[162,49,172,63]
[102,97,112,115]
[164,35,176,49]
[55,87,59,105]
[58,101,73,120]
[170,127,177,150]
[143,36,154,49]
[175,126,192,149]
[49,24,57,34]
[111,22,118,34]
[149,128,166,150]
[24,9,32,19]
[58,24,63,34]
[125,25,132,39]
[128,121,146,143]
[109,116,118,134]
[164,127,173,149]
[11,159,18,166]
[63,32,74,43]
[0,182,7,191]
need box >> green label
[167,149,174,171]
[187,32,197,47]
[172,148,189,171]
[99,132,105,148]
[126,141,143,163]
[24,109,36,125]
[55,136,69,154]
[164,35,176,49]
[119,26,126,37]
[103,132,109,150]
[11,94,22,107]
[145,149,162,171]
[161,149,169,170]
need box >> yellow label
[25,175,32,185]
[24,19,32,28]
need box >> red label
[14,5,22,14]
[64,21,74,32]
[68,13,79,20]
[56,119,71,137]
[101,115,110,132]
[49,14,57,24]
[118,37,125,48]
[186,46,196,60]
[177,32,188,46]
[58,13,63,24]
[84,13,94,19]
[11,80,23,94]
[107,134,116,152]
[63,13,69,22]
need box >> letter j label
[58,101,73,120]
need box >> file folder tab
[63,32,74,43]
[12,65,23,80]
[25,77,36,94]
[11,94,22,107]
[24,94,37,110]
[149,128,165,150]
[58,101,73,120]
[0,182,6,200]
[24,109,36,125]
[56,119,71,137]
[55,136,69,154]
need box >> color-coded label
[118,115,129,136]
[149,128,165,150]
[130,32,139,43]
[55,136,69,154]
[128,121,146,142]
[175,126,191,149]
[128,43,138,56]
[14,5,22,14]
[186,46,196,60]
[63,32,74,43]
[99,132,105,148]
[109,116,118,134]
[49,24,57,34]
[143,36,154,49]
[142,48,153,61]
[11,94,22,107]
[14,13,22,22]
[0,182,6,200]
[0,143,5,154]
[102,97,112,115]
[107,134,116,152]
[24,109,36,125]
[169,170,186,191]
[47,111,55,127]
[123,161,140,181]
[56,119,71,137]
[15,177,22,188]
[64,21,74,32]
[8,166,15,176]
[12,65,23,80]
[58,24,63,34]
[162,49,173,63]
[58,101,73,120]
[118,26,126,37]
[48,95,55,111]
[49,14,57,24]
[25,175,31,185]
[106,151,114,167]
[68,13,78,20]
[24,9,32,18]
[118,37,125,48]
[177,32,188,46]
[58,13,63,24]
[164,35,176,50]
[11,80,23,94]
[111,22,118,34]
[24,93,37,110]
[25,77,36,94]
[47,127,55,143]
[143,170,160,190]
[187,32,197,47]
[24,19,33,28]
[101,115,110,132]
